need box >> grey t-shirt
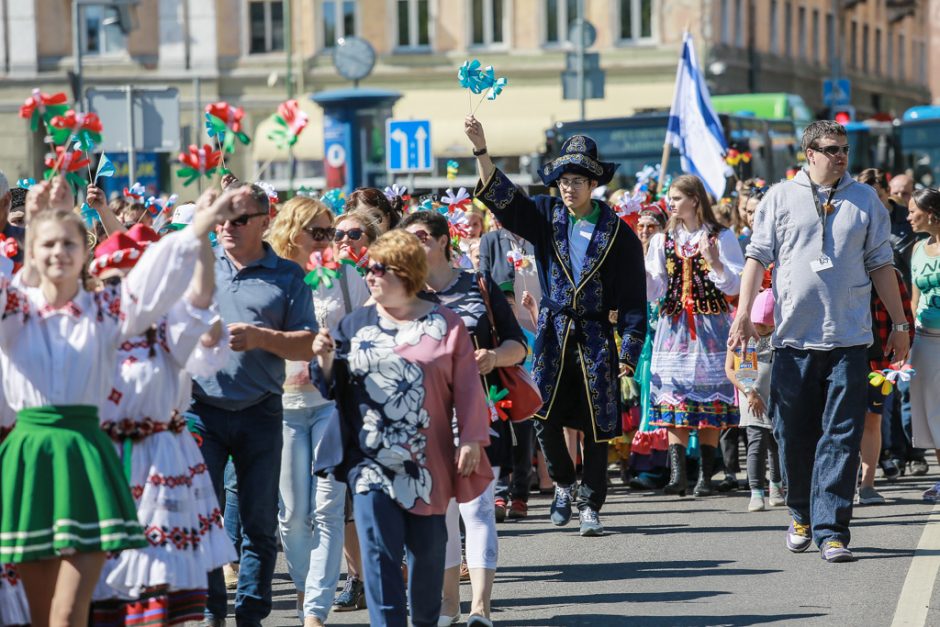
[193,243,316,411]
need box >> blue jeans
[771,346,867,547]
[192,395,284,626]
[223,460,242,558]
[353,490,447,627]
[279,403,346,620]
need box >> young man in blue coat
[465,115,647,536]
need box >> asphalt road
[244,471,940,626]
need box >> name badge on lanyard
[810,181,839,273]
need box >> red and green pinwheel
[268,99,308,150]
[19,89,69,132]
[44,146,91,191]
[305,248,341,290]
[49,110,103,151]
[177,144,223,186]
[205,102,251,154]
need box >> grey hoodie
[746,169,893,350]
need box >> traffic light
[831,105,856,126]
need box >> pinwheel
[442,187,472,213]
[19,89,69,132]
[506,248,527,271]
[205,102,251,154]
[446,160,459,180]
[145,194,178,218]
[255,181,279,213]
[80,202,99,228]
[418,198,436,212]
[267,99,308,150]
[486,386,512,422]
[0,233,19,260]
[447,209,471,241]
[304,248,341,290]
[49,110,103,150]
[16,178,35,189]
[341,246,370,276]
[457,59,487,94]
[882,365,916,390]
[43,146,90,190]
[868,371,894,396]
[616,191,645,231]
[176,144,222,186]
[725,149,741,166]
[124,182,146,203]
[383,184,410,203]
[321,188,346,215]
[486,76,508,101]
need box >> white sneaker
[856,486,885,505]
[768,483,786,507]
[748,491,766,512]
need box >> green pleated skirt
[0,405,146,563]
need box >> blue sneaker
[578,506,604,536]
[820,540,854,563]
[550,484,575,526]
[785,519,812,553]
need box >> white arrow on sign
[390,128,408,168]
[414,125,428,169]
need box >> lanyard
[809,180,839,255]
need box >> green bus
[711,93,815,137]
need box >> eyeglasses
[303,226,335,242]
[366,262,397,277]
[408,229,431,243]
[811,144,850,157]
[333,228,364,242]
[102,276,122,287]
[227,211,269,227]
[557,177,589,189]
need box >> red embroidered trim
[101,412,186,443]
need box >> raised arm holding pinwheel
[464,114,646,538]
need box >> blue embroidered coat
[475,169,647,442]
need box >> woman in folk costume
[465,115,647,537]
[90,194,237,626]
[645,174,745,497]
[0,180,237,627]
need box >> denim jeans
[223,460,242,558]
[192,395,284,626]
[495,420,534,503]
[279,402,346,621]
[771,346,868,547]
[353,490,447,627]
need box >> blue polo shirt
[193,243,316,411]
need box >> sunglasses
[304,226,336,241]
[409,229,432,243]
[812,144,850,157]
[103,276,122,287]
[334,228,364,242]
[366,262,397,277]
[227,211,269,227]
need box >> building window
[784,1,792,57]
[82,5,126,55]
[898,33,905,80]
[826,13,833,66]
[322,1,356,48]
[734,0,743,48]
[769,0,778,54]
[887,28,893,75]
[719,0,730,44]
[471,0,506,47]
[545,0,578,45]
[862,24,869,73]
[797,6,805,60]
[249,0,284,54]
[875,28,882,75]
[811,9,819,63]
[850,20,857,69]
[397,0,430,48]
[618,0,653,42]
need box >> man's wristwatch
[892,322,911,332]
[472,146,488,157]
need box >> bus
[711,93,815,137]
[898,106,940,188]
[545,113,798,194]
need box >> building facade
[0,0,933,193]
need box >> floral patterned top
[324,304,492,516]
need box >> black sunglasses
[227,211,269,227]
[366,262,397,277]
[812,144,850,157]
[304,226,336,242]
[334,228,364,242]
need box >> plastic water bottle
[735,340,758,388]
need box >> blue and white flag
[665,33,731,199]
[95,153,116,182]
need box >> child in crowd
[724,289,784,512]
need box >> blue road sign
[386,119,432,173]
[823,79,851,107]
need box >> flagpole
[659,25,692,195]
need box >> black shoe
[716,473,738,492]
[880,458,901,482]
[664,444,688,496]
[332,576,366,612]
[911,459,930,476]
[694,445,717,497]
[629,473,658,490]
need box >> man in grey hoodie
[729,120,910,563]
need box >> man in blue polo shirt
[192,183,316,626]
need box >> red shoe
[508,500,528,519]
[494,497,507,522]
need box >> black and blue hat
[539,135,619,187]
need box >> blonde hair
[27,208,97,290]
[266,196,333,260]
[335,209,380,246]
[368,230,428,296]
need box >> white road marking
[891,502,940,627]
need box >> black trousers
[534,356,609,511]
[495,419,534,503]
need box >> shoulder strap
[477,273,500,346]
[339,266,353,315]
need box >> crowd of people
[0,113,938,627]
